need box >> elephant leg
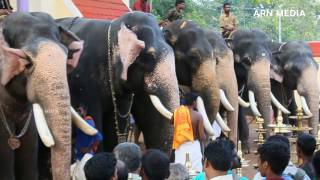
[102,112,118,152]
[38,141,52,180]
[15,120,38,180]
[238,107,250,154]
[141,116,172,152]
[0,124,15,180]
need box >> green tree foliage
[151,0,320,41]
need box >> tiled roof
[73,0,130,20]
[309,41,320,57]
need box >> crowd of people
[71,92,320,180]
[71,134,320,180]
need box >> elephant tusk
[149,95,173,120]
[196,96,216,136]
[294,90,302,109]
[33,104,55,147]
[219,89,235,111]
[238,96,250,107]
[215,113,231,132]
[270,92,290,114]
[294,90,313,116]
[300,96,313,117]
[248,90,262,117]
[70,107,98,136]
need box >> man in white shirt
[203,139,233,180]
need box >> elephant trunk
[193,59,220,123]
[217,50,238,143]
[247,60,271,135]
[144,50,180,154]
[27,42,71,180]
[297,66,319,135]
[145,51,180,112]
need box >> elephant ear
[118,23,145,81]
[163,29,177,46]
[225,38,233,49]
[0,43,29,86]
[270,52,284,83]
[59,26,84,73]
[234,54,240,63]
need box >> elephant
[0,12,90,180]
[56,12,180,154]
[269,41,319,135]
[226,30,273,152]
[164,20,234,136]
[131,19,232,150]
[205,30,239,144]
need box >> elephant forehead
[28,42,67,65]
[145,52,176,82]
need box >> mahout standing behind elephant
[0,12,90,180]
[57,12,180,154]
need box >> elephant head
[164,20,230,136]
[110,13,180,152]
[112,12,179,114]
[228,30,272,132]
[0,12,84,179]
[270,41,319,135]
[205,30,238,143]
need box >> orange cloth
[172,105,194,149]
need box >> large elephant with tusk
[205,30,238,144]
[0,12,92,180]
[56,12,180,153]
[131,20,230,153]
[164,20,233,136]
[226,30,274,152]
[269,41,319,135]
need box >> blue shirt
[192,170,249,180]
[76,116,103,160]
[260,175,293,180]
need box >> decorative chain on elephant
[0,12,95,180]
[57,12,180,155]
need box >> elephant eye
[242,56,252,66]
[24,55,33,69]
[25,62,33,69]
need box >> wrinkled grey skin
[228,30,273,152]
[270,41,319,135]
[205,30,238,144]
[57,12,179,154]
[132,20,220,157]
[0,12,82,180]
[163,20,220,125]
